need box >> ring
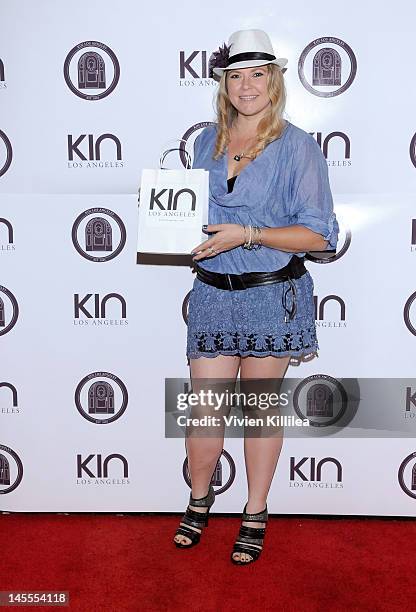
[209,247,218,255]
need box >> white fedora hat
[210,29,288,78]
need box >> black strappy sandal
[174,484,216,548]
[231,503,269,565]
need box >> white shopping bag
[137,153,209,254]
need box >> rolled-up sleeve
[289,135,339,250]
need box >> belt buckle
[226,273,234,290]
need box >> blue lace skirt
[186,270,319,364]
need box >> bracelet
[243,224,251,249]
[252,226,259,249]
[253,226,262,250]
[242,225,263,250]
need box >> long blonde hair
[213,63,286,160]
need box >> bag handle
[138,143,193,206]
[159,146,192,170]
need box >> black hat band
[227,51,276,66]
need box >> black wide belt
[195,255,306,291]
[194,255,307,321]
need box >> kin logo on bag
[149,188,197,212]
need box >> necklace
[234,128,255,161]
[231,133,256,162]
[233,153,254,162]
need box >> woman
[173,29,338,564]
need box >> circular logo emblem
[71,207,126,262]
[0,444,24,494]
[179,121,216,168]
[404,291,416,336]
[398,452,416,499]
[298,37,357,98]
[306,225,351,264]
[183,449,236,495]
[0,129,13,178]
[75,371,128,424]
[0,285,19,336]
[63,41,120,101]
[410,133,416,169]
[293,374,353,430]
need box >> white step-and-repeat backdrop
[1,0,416,514]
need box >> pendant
[234,155,241,162]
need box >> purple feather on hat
[208,43,231,78]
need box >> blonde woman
[173,29,339,564]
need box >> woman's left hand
[191,224,245,261]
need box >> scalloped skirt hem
[186,347,319,366]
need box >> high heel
[231,503,268,565]
[174,484,216,548]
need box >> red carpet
[0,512,414,611]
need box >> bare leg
[231,354,290,563]
[174,355,240,546]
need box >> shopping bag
[137,149,209,254]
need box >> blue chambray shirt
[192,120,339,274]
